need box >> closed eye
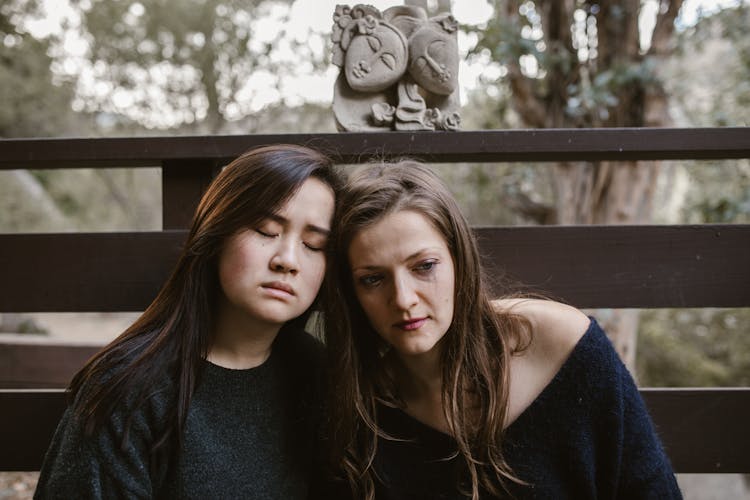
[256,228,278,238]
[381,52,396,70]
[304,242,324,252]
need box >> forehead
[348,210,448,264]
[276,177,335,224]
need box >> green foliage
[667,5,750,127]
[695,194,750,224]
[15,318,48,334]
[0,1,80,137]
[467,1,682,128]
[460,80,517,130]
[637,308,750,387]
[679,162,750,224]
[66,0,325,131]
[565,59,661,124]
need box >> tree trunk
[0,170,72,232]
[492,0,683,369]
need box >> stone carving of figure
[331,4,461,132]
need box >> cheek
[219,243,256,280]
[439,268,456,316]
[304,255,327,289]
[218,235,269,291]
[354,290,380,322]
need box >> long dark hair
[324,161,530,500]
[69,144,339,473]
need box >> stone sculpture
[331,4,461,132]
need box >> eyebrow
[351,248,440,272]
[264,213,331,236]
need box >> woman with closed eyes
[35,144,341,499]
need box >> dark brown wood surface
[2,388,748,472]
[0,340,101,389]
[0,390,69,471]
[0,231,184,312]
[641,388,750,473]
[475,225,750,308]
[1,128,749,168]
[161,159,220,229]
[1,225,748,312]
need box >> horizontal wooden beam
[1,128,748,168]
[641,388,750,473]
[0,231,182,312]
[1,225,748,312]
[475,224,750,308]
[0,338,102,389]
[1,388,747,472]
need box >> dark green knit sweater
[34,327,325,499]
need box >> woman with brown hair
[322,160,681,499]
[35,144,341,499]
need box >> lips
[261,281,296,296]
[395,317,427,331]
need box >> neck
[393,347,452,435]
[395,347,444,400]
[208,299,281,369]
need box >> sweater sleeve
[614,348,682,499]
[501,318,683,499]
[34,389,169,500]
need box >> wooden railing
[1,128,749,472]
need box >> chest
[172,366,321,499]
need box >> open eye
[358,273,384,288]
[414,259,437,274]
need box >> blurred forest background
[1,0,749,497]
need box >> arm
[497,300,681,497]
[615,356,682,498]
[34,397,165,499]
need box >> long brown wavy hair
[323,161,530,500]
[68,144,340,477]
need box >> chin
[394,342,438,358]
[252,305,306,326]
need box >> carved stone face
[344,18,408,93]
[408,21,459,96]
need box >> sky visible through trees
[13,0,748,129]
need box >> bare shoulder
[493,298,590,360]
[494,298,591,428]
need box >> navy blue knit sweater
[370,318,682,499]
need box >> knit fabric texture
[34,326,325,500]
[371,318,683,499]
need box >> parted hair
[68,144,339,477]
[323,161,530,500]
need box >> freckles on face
[348,210,455,359]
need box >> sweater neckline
[504,317,596,434]
[202,342,278,376]
[383,318,599,440]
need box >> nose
[392,273,418,311]
[269,238,299,275]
